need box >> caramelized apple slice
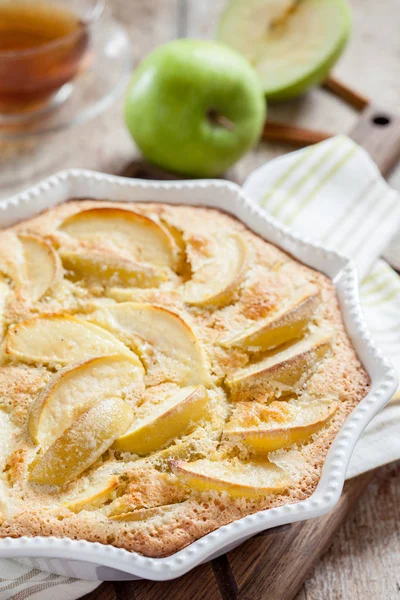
[184,235,248,306]
[227,330,333,401]
[29,354,144,448]
[109,503,181,522]
[0,232,26,286]
[0,280,9,341]
[29,398,133,487]
[0,233,61,300]
[223,399,338,453]
[114,385,209,454]
[64,476,119,512]
[222,285,320,351]
[171,458,289,497]
[150,431,215,463]
[19,234,62,300]
[59,207,177,268]
[0,409,15,469]
[91,302,211,385]
[5,314,133,366]
[59,247,169,288]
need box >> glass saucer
[0,16,133,140]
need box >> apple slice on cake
[221,284,320,351]
[64,476,119,513]
[29,354,144,449]
[0,280,9,341]
[0,233,61,301]
[19,234,62,300]
[109,503,183,522]
[184,234,248,307]
[90,302,211,386]
[114,385,209,454]
[226,330,333,401]
[59,207,177,269]
[171,458,289,497]
[29,398,133,487]
[59,247,169,288]
[0,232,24,284]
[223,399,338,453]
[5,314,133,366]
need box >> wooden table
[2,1,400,597]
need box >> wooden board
[82,107,400,600]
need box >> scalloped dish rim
[0,170,396,582]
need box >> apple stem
[207,109,235,131]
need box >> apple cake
[0,200,370,557]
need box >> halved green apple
[223,399,338,453]
[226,329,333,401]
[29,354,144,449]
[90,302,211,386]
[59,207,177,268]
[184,235,248,307]
[29,398,133,487]
[218,0,351,101]
[59,247,169,288]
[221,285,319,351]
[171,457,289,497]
[5,314,133,366]
[114,385,209,454]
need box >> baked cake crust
[0,200,370,557]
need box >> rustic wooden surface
[350,105,400,174]
[1,1,400,598]
[84,472,376,600]
[81,464,400,600]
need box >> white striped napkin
[1,134,400,599]
[0,559,98,599]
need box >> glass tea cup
[0,0,104,117]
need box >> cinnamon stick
[323,75,370,112]
[263,121,332,146]
[262,76,370,147]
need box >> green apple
[218,0,351,102]
[124,40,266,177]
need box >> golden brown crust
[0,199,370,557]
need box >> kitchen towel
[1,134,400,599]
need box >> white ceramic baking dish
[0,170,397,582]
